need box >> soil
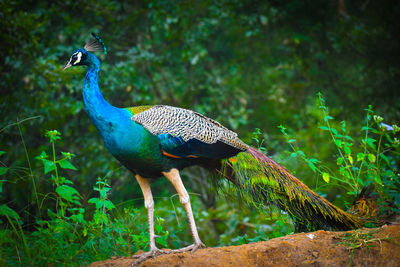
[88,224,400,267]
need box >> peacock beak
[62,62,72,71]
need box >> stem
[325,116,357,191]
[52,140,63,217]
[17,120,40,216]
[0,115,41,133]
[350,249,354,267]
[376,133,383,178]
[52,141,59,186]
[357,108,371,183]
[7,215,30,261]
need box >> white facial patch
[73,52,82,65]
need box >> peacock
[63,34,364,261]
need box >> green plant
[279,93,399,218]
[88,176,116,225]
[0,151,32,262]
[333,228,394,267]
[35,130,81,217]
[0,129,173,265]
[252,128,267,153]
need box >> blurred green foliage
[1,0,399,265]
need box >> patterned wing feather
[131,105,249,157]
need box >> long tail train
[221,147,364,231]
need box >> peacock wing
[130,105,248,159]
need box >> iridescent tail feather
[221,147,364,231]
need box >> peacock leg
[162,168,205,253]
[131,174,168,263]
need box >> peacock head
[63,33,107,71]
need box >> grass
[334,228,397,267]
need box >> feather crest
[84,33,107,55]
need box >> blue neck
[82,52,118,132]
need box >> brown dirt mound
[88,224,400,267]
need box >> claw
[130,248,169,266]
[169,241,206,254]
[130,242,205,265]
[191,241,206,253]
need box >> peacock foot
[170,241,206,254]
[130,248,169,266]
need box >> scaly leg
[162,168,205,252]
[131,174,168,265]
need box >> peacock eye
[71,52,82,65]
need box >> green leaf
[357,153,365,161]
[88,198,99,205]
[318,126,328,131]
[93,212,108,224]
[309,158,320,164]
[324,115,333,122]
[45,130,61,142]
[348,155,354,164]
[361,126,373,131]
[0,167,7,176]
[99,190,107,199]
[89,198,104,210]
[0,151,5,157]
[383,170,394,177]
[367,154,376,163]
[344,146,351,155]
[339,166,345,175]
[297,150,305,157]
[0,204,20,219]
[364,138,376,149]
[379,153,390,166]
[334,140,342,148]
[0,180,5,193]
[61,152,76,159]
[322,172,330,183]
[64,179,74,185]
[70,213,84,223]
[374,175,382,185]
[103,200,116,210]
[58,159,77,170]
[308,162,316,172]
[42,159,56,174]
[35,151,48,160]
[345,135,354,141]
[337,157,344,165]
[290,152,297,158]
[288,139,296,143]
[56,185,81,202]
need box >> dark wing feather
[131,105,248,159]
